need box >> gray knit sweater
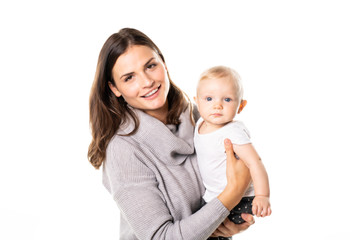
[102,106,230,240]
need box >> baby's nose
[213,102,223,109]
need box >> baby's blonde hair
[197,66,244,100]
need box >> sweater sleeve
[104,139,230,240]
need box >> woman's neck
[144,101,169,124]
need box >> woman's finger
[224,138,236,163]
[212,222,232,237]
[241,213,255,225]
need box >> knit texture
[102,106,230,240]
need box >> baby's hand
[252,196,271,217]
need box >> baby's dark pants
[208,196,254,240]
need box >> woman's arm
[104,139,230,240]
[212,214,255,237]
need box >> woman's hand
[211,213,255,237]
[217,139,252,210]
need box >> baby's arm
[233,144,272,217]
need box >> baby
[194,66,271,224]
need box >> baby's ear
[193,96,197,103]
[238,100,247,113]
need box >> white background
[1,0,360,239]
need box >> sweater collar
[118,107,195,165]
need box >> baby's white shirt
[194,119,255,202]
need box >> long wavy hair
[88,28,193,169]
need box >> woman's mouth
[142,85,160,98]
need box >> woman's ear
[108,82,121,97]
[237,99,247,113]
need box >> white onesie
[194,119,255,202]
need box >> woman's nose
[140,73,154,88]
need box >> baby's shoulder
[224,121,251,140]
[226,120,247,131]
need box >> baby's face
[196,77,241,129]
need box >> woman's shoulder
[106,134,136,161]
[104,134,152,173]
[192,103,200,123]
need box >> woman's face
[110,45,170,120]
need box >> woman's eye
[147,63,156,69]
[125,75,133,82]
[224,98,232,102]
[206,97,212,101]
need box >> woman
[88,28,254,239]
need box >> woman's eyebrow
[143,57,155,67]
[120,57,155,79]
[120,72,134,79]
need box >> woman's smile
[110,45,170,120]
[142,84,161,98]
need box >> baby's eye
[224,98,232,102]
[206,97,212,101]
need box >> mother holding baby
[88,28,254,240]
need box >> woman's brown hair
[88,28,192,169]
